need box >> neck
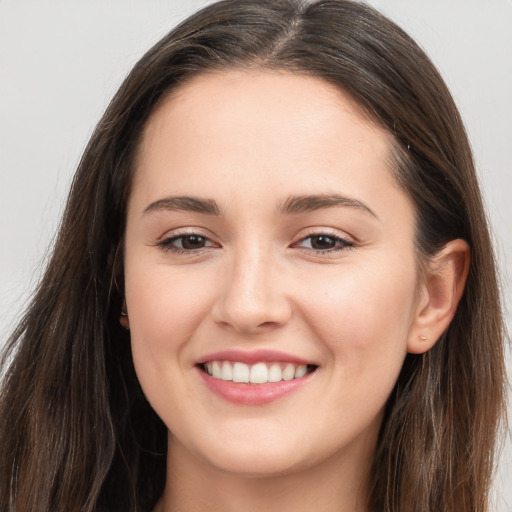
[156,432,375,512]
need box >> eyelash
[157,231,354,255]
[293,233,354,253]
[157,233,216,254]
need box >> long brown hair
[0,1,506,511]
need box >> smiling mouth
[199,361,318,384]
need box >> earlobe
[119,300,130,330]
[407,239,469,354]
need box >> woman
[0,1,506,511]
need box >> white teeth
[221,361,233,380]
[232,362,250,383]
[212,361,222,379]
[282,363,295,381]
[249,362,268,383]
[295,364,307,378]
[268,363,282,382]
[204,361,314,384]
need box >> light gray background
[1,0,511,508]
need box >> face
[123,70,423,478]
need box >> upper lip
[196,349,315,366]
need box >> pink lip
[196,349,312,366]
[197,367,315,405]
[195,349,317,405]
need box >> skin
[122,70,469,512]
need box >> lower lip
[197,367,314,405]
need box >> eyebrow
[144,196,221,216]
[279,193,377,218]
[143,193,376,218]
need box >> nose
[211,246,292,335]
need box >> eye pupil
[311,235,335,250]
[182,235,206,249]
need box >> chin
[206,451,307,479]
[185,433,311,478]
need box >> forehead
[130,69,402,216]
[142,70,383,145]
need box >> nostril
[210,272,292,333]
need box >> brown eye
[309,235,337,250]
[159,234,215,253]
[180,235,207,250]
[296,234,353,252]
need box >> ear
[119,299,130,330]
[407,239,469,354]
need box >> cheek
[299,256,417,374]
[124,265,214,384]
